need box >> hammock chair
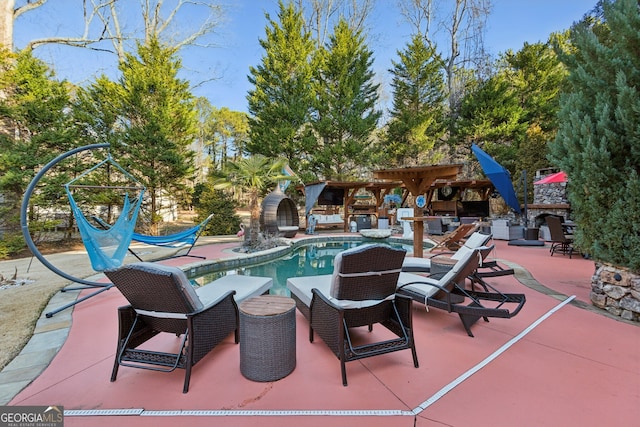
[65,155,146,272]
[92,213,214,260]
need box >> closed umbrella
[471,143,521,214]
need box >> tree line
[2,0,639,273]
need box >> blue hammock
[66,156,146,271]
[92,213,214,259]
[132,214,214,247]
[67,188,144,271]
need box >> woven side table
[239,295,296,382]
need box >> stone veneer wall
[533,181,569,205]
[591,263,640,322]
[528,182,571,225]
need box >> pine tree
[312,19,380,180]
[246,0,316,174]
[0,49,75,239]
[116,37,197,232]
[385,35,446,166]
[550,0,640,270]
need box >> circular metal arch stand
[20,143,113,317]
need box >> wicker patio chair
[397,249,526,337]
[546,216,575,258]
[105,262,272,393]
[287,244,419,386]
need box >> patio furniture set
[105,231,528,393]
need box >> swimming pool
[189,238,425,296]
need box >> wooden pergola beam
[373,164,464,257]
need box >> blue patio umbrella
[471,143,521,214]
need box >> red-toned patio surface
[9,236,640,427]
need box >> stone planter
[591,263,640,322]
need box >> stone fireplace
[527,173,571,239]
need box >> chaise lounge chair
[397,249,526,337]
[402,231,493,273]
[287,244,419,386]
[104,262,272,393]
[403,231,515,290]
[429,223,479,251]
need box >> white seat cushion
[287,274,394,309]
[287,274,332,308]
[396,272,441,299]
[402,232,491,273]
[196,274,273,307]
[401,257,432,272]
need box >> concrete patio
[1,233,638,426]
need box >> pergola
[301,165,488,257]
[298,180,404,232]
[374,164,464,257]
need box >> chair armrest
[309,289,344,355]
[189,291,239,363]
[393,294,414,326]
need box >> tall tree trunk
[0,0,14,51]
[248,190,261,247]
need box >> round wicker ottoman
[239,295,296,382]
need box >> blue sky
[14,0,596,113]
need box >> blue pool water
[190,239,418,296]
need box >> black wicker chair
[287,244,419,386]
[546,216,575,258]
[105,262,271,393]
[397,249,526,337]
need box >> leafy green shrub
[0,233,26,259]
[192,183,242,235]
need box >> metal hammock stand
[21,143,146,317]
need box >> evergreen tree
[0,49,75,241]
[456,72,525,150]
[385,34,446,166]
[116,37,197,232]
[550,0,640,270]
[208,107,250,167]
[505,40,567,134]
[312,19,380,180]
[192,182,242,236]
[246,0,316,173]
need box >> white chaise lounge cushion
[196,274,273,306]
[287,274,332,308]
[397,249,479,303]
[127,263,273,311]
[396,272,441,299]
[402,232,491,273]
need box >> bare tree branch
[297,0,373,48]
[13,0,47,19]
[25,36,114,52]
[398,0,434,45]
